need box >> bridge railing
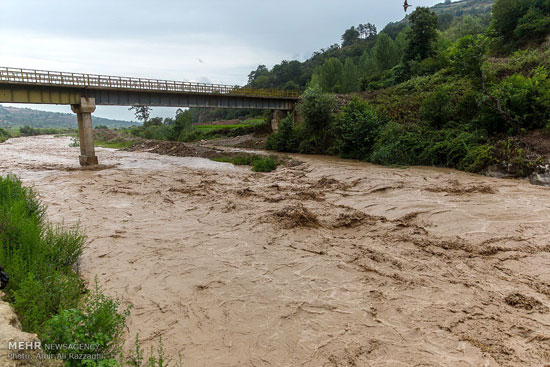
[0,67,299,99]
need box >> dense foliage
[266,0,550,177]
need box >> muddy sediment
[1,136,550,366]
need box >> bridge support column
[71,97,98,166]
[271,110,287,132]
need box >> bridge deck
[0,67,298,99]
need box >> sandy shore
[1,135,549,366]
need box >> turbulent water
[1,135,549,366]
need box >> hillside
[431,0,493,16]
[0,104,136,129]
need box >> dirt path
[1,136,549,366]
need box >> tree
[491,0,520,42]
[172,109,193,140]
[341,26,360,47]
[492,0,550,47]
[283,80,300,91]
[144,117,162,128]
[129,106,152,124]
[248,65,269,84]
[372,33,401,71]
[358,23,377,39]
[359,51,378,77]
[405,7,439,61]
[340,58,360,93]
[335,97,383,159]
[319,58,344,93]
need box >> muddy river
[1,136,549,366]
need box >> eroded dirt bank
[1,136,549,366]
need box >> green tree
[341,26,360,47]
[172,109,193,140]
[492,0,521,42]
[319,57,344,93]
[373,33,401,71]
[359,51,377,77]
[405,7,439,61]
[129,105,152,124]
[340,58,360,93]
[447,34,489,82]
[334,97,384,159]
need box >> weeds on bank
[0,175,135,367]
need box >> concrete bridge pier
[71,97,98,166]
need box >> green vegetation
[0,128,10,142]
[0,175,126,365]
[212,154,279,172]
[266,0,550,177]
[0,175,182,366]
[127,108,269,143]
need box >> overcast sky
[0,0,442,121]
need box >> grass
[211,154,279,172]
[0,175,130,366]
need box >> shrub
[0,128,10,142]
[252,157,278,172]
[19,125,41,136]
[447,35,489,81]
[266,115,298,152]
[333,97,384,159]
[295,86,336,154]
[369,122,487,169]
[481,68,550,133]
[420,87,456,128]
[42,283,130,367]
[459,144,494,172]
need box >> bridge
[0,67,299,165]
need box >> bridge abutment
[71,97,98,166]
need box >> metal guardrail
[0,67,299,99]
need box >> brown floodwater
[1,135,549,366]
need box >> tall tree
[404,7,439,61]
[319,58,344,93]
[358,23,378,39]
[359,51,378,77]
[129,106,152,124]
[341,26,360,47]
[340,58,360,93]
[372,33,401,71]
[247,65,269,84]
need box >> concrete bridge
[0,67,299,165]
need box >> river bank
[1,135,549,366]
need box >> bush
[266,116,298,152]
[19,125,41,136]
[481,68,550,133]
[459,144,494,172]
[0,128,10,143]
[333,97,384,159]
[299,86,335,130]
[252,157,278,172]
[369,122,487,170]
[296,86,336,154]
[420,87,456,128]
[42,283,130,367]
